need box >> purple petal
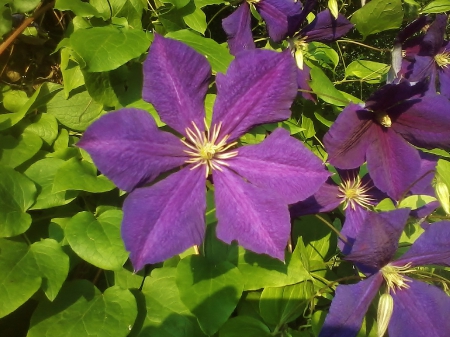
[324,104,376,169]
[438,63,450,99]
[396,15,432,45]
[391,95,450,150]
[419,14,447,56]
[213,166,290,260]
[339,206,370,254]
[318,274,383,337]
[297,65,316,101]
[301,10,353,43]
[389,279,450,337]
[405,55,435,82]
[364,80,427,112]
[366,127,421,200]
[142,34,210,136]
[287,0,317,36]
[222,4,255,55]
[257,0,302,42]
[226,128,329,204]
[290,177,342,217]
[77,108,188,192]
[394,221,450,267]
[345,209,410,272]
[122,166,206,271]
[212,49,297,141]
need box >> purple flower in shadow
[77,34,329,271]
[319,208,450,337]
[393,15,450,98]
[324,80,450,200]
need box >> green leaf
[350,0,403,39]
[176,255,244,335]
[23,113,59,146]
[0,238,69,318]
[140,267,205,337]
[345,60,390,83]
[70,26,151,72]
[232,240,311,291]
[182,4,207,34]
[306,42,339,70]
[0,165,36,237]
[66,210,128,270]
[11,0,40,12]
[162,0,190,9]
[24,158,78,210]
[219,316,271,337]
[398,195,437,210]
[259,281,314,326]
[194,0,225,7]
[45,89,104,131]
[0,6,11,39]
[0,131,42,168]
[3,89,28,113]
[55,0,102,17]
[60,48,85,98]
[437,159,450,187]
[53,157,115,193]
[421,0,450,13]
[309,67,348,106]
[83,68,127,107]
[28,280,137,337]
[301,114,315,139]
[375,198,396,211]
[166,29,234,73]
[113,266,145,289]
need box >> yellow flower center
[381,263,413,293]
[337,175,375,210]
[434,51,450,68]
[180,120,238,177]
[375,111,392,128]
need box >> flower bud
[328,0,339,19]
[377,293,394,337]
[295,49,304,70]
[435,176,450,214]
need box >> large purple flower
[324,80,450,200]
[77,34,329,271]
[222,0,302,55]
[395,15,450,98]
[319,209,450,337]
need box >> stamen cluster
[337,175,375,210]
[434,52,450,68]
[180,120,238,177]
[381,263,413,293]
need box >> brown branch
[0,1,56,56]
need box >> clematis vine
[393,14,450,98]
[319,208,450,337]
[324,80,450,201]
[77,34,329,271]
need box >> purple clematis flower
[394,14,450,98]
[324,80,450,201]
[290,169,387,251]
[77,34,329,271]
[222,0,302,55]
[319,208,450,337]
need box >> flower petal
[340,206,370,254]
[287,0,318,36]
[142,34,211,136]
[366,127,421,200]
[227,128,329,204]
[122,166,206,271]
[345,209,410,272]
[257,0,302,42]
[324,104,375,169]
[212,49,297,141]
[77,108,188,192]
[438,64,450,99]
[389,279,450,337]
[318,274,383,337]
[394,221,450,267]
[213,167,290,260]
[392,95,450,150]
[290,177,342,217]
[302,10,353,43]
[297,65,316,101]
[222,4,255,55]
[420,14,447,56]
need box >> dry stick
[0,1,56,57]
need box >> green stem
[314,214,349,246]
[336,39,390,52]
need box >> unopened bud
[435,176,450,214]
[328,0,339,19]
[377,293,394,337]
[295,49,304,70]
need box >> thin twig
[336,39,390,52]
[314,214,349,245]
[0,1,56,56]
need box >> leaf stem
[314,214,349,246]
[336,39,390,52]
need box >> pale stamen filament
[337,175,376,210]
[381,263,413,294]
[180,119,238,177]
